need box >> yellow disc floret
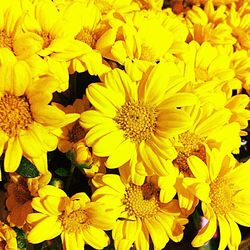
[115,101,157,143]
[209,177,234,215]
[60,209,89,233]
[123,183,159,219]
[0,30,13,50]
[0,94,33,137]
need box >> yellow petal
[192,204,217,247]
[4,137,23,172]
[82,225,109,249]
[105,139,134,168]
[27,216,62,244]
[217,215,230,250]
[134,221,149,250]
[187,155,209,182]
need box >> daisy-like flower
[180,41,240,101]
[27,185,116,249]
[96,9,188,81]
[226,2,250,51]
[0,221,18,250]
[182,149,250,249]
[6,172,51,228]
[186,0,236,47]
[55,97,90,153]
[80,63,197,182]
[61,1,110,76]
[92,173,188,250]
[132,0,164,10]
[0,49,79,174]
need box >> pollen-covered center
[0,94,33,137]
[209,177,234,215]
[115,101,157,143]
[123,183,159,219]
[195,67,209,82]
[40,31,52,49]
[76,28,96,48]
[140,44,157,62]
[69,121,86,143]
[60,209,89,232]
[0,30,13,50]
[174,132,206,176]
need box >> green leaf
[76,163,92,170]
[55,167,70,177]
[16,157,39,178]
[14,228,27,250]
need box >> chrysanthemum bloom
[167,104,240,213]
[0,49,79,173]
[21,0,92,92]
[60,1,110,76]
[182,149,250,249]
[80,63,197,182]
[6,172,51,228]
[180,41,241,101]
[185,1,236,47]
[27,185,116,249]
[0,221,18,250]
[132,0,164,10]
[55,97,90,153]
[226,2,250,51]
[96,9,188,81]
[92,173,188,250]
[93,0,138,14]
[0,1,43,59]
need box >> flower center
[76,28,96,48]
[115,101,157,143]
[123,183,159,219]
[174,132,206,176]
[0,30,13,50]
[69,121,86,143]
[209,177,234,215]
[0,94,33,137]
[60,209,89,232]
[40,31,52,49]
[140,44,156,62]
[195,67,209,82]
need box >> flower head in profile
[92,173,188,250]
[96,9,188,81]
[27,185,116,249]
[0,221,18,250]
[0,49,79,174]
[182,149,250,249]
[186,1,236,47]
[80,63,197,183]
[6,172,51,228]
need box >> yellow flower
[0,49,79,174]
[226,2,250,51]
[0,1,42,59]
[63,1,110,76]
[55,97,89,153]
[180,41,240,100]
[96,9,188,80]
[92,173,188,250]
[6,172,51,228]
[80,63,197,183]
[168,105,241,213]
[186,1,236,46]
[27,185,116,249]
[93,0,138,14]
[132,0,164,10]
[182,149,250,249]
[0,221,18,250]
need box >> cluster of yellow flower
[0,0,250,249]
